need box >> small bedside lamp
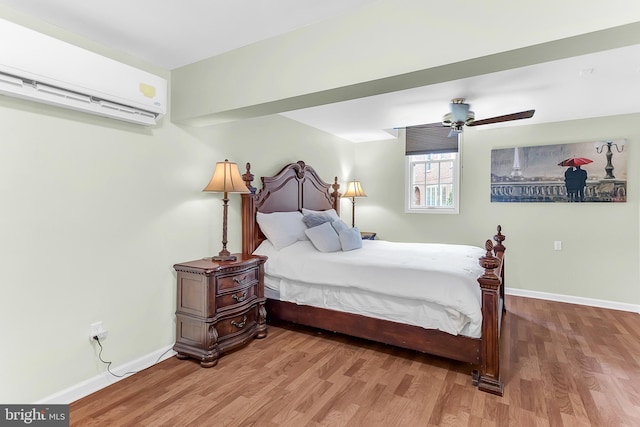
[203,159,250,261]
[342,179,367,228]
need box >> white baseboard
[36,345,176,404]
[505,287,640,314]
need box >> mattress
[255,239,486,338]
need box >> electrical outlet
[90,321,108,341]
[554,241,562,251]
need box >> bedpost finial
[331,176,341,213]
[480,239,500,274]
[485,239,493,254]
[493,224,506,252]
[242,162,256,194]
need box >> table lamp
[342,179,367,228]
[203,159,250,261]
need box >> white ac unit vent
[0,18,167,126]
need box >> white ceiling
[0,0,378,69]
[1,0,639,142]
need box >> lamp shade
[343,180,367,198]
[203,159,249,193]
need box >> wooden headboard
[241,160,340,256]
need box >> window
[404,125,460,214]
[406,153,459,213]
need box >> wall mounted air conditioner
[0,18,167,126]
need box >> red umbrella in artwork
[557,157,593,167]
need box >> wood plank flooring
[70,296,640,426]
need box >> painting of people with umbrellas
[490,139,626,203]
[559,157,592,202]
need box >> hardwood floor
[70,296,640,426]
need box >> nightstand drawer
[217,284,257,312]
[216,267,258,293]
[216,306,258,340]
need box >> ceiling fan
[437,98,535,137]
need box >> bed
[240,160,506,395]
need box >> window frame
[404,152,460,214]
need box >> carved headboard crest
[292,160,307,179]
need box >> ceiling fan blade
[467,109,535,127]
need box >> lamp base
[208,254,237,262]
[207,248,237,262]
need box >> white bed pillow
[301,208,340,222]
[256,211,308,250]
[339,227,362,251]
[304,221,342,252]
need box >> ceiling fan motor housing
[442,98,475,127]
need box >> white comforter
[254,239,487,337]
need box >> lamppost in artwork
[595,141,624,180]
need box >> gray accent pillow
[339,227,362,251]
[301,208,340,221]
[331,219,350,234]
[302,213,332,228]
[304,222,341,252]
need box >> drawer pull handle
[233,275,248,286]
[231,316,247,329]
[232,291,247,303]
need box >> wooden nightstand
[173,254,267,367]
[360,231,376,240]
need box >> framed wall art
[491,139,627,203]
